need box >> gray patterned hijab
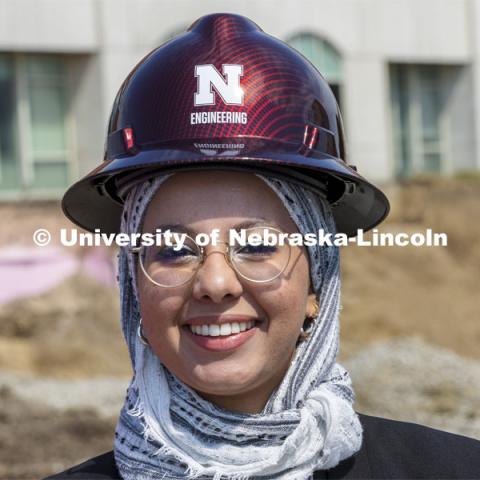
[113,171,362,480]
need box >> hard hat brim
[62,140,389,237]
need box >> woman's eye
[153,245,197,262]
[236,244,277,256]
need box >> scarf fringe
[126,392,257,480]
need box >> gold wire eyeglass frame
[129,227,292,288]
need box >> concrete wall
[0,0,98,52]
[447,66,477,173]
[67,55,104,178]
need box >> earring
[308,300,320,319]
[137,318,150,346]
[299,300,319,341]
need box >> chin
[195,383,249,397]
[187,368,260,396]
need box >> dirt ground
[340,175,480,360]
[0,274,130,379]
[0,385,116,480]
[0,175,479,479]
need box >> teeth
[220,323,232,336]
[189,321,256,337]
[209,324,220,336]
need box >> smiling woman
[134,171,319,415]
[45,11,480,480]
[109,168,361,479]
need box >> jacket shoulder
[43,450,120,479]
[358,412,480,478]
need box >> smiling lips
[184,315,260,351]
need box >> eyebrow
[151,224,197,238]
[232,219,281,230]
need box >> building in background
[0,0,479,201]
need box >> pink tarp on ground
[80,248,117,287]
[0,246,116,305]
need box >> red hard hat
[62,13,389,237]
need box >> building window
[389,64,452,178]
[288,33,342,105]
[0,53,71,196]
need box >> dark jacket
[45,413,480,479]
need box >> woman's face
[138,170,316,413]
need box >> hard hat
[62,13,389,237]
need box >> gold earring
[307,300,320,320]
[137,318,150,346]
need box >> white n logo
[194,64,244,106]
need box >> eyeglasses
[129,227,291,288]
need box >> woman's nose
[192,250,243,303]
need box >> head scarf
[113,172,363,480]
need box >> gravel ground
[0,373,129,419]
[345,336,480,439]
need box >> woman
[46,13,480,479]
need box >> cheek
[278,252,310,316]
[252,258,311,339]
[137,280,187,338]
[262,287,306,321]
